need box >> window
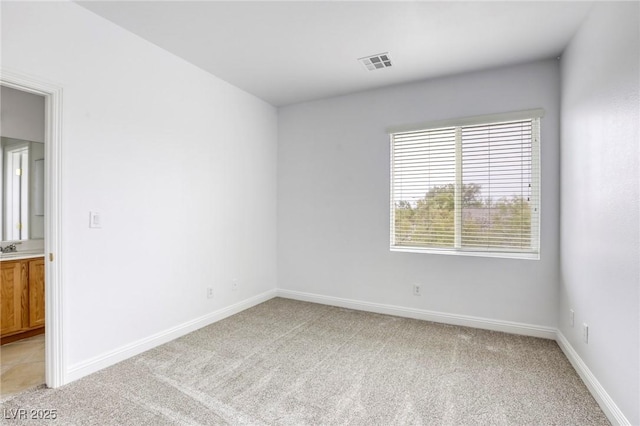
[389,110,541,259]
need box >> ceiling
[76,1,593,107]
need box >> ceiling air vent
[358,52,392,71]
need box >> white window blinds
[390,112,541,259]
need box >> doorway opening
[0,71,64,392]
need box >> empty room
[0,1,638,425]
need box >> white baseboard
[555,331,630,426]
[276,289,556,339]
[66,289,277,383]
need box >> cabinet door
[29,258,45,328]
[1,261,25,335]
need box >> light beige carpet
[1,298,609,425]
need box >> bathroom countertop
[0,251,45,261]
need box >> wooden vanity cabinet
[0,257,45,343]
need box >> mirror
[1,136,45,241]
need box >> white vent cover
[358,53,392,71]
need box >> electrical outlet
[582,323,589,344]
[232,278,238,291]
[413,285,421,296]
[207,287,214,299]
[570,309,575,327]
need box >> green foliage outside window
[394,183,532,250]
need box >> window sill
[390,246,540,260]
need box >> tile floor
[0,334,45,398]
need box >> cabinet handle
[49,253,54,262]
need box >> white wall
[1,1,277,379]
[278,60,560,327]
[0,85,45,143]
[559,3,639,424]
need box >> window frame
[388,109,543,260]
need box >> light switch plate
[89,211,102,228]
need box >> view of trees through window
[393,183,532,249]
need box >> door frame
[1,69,65,387]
